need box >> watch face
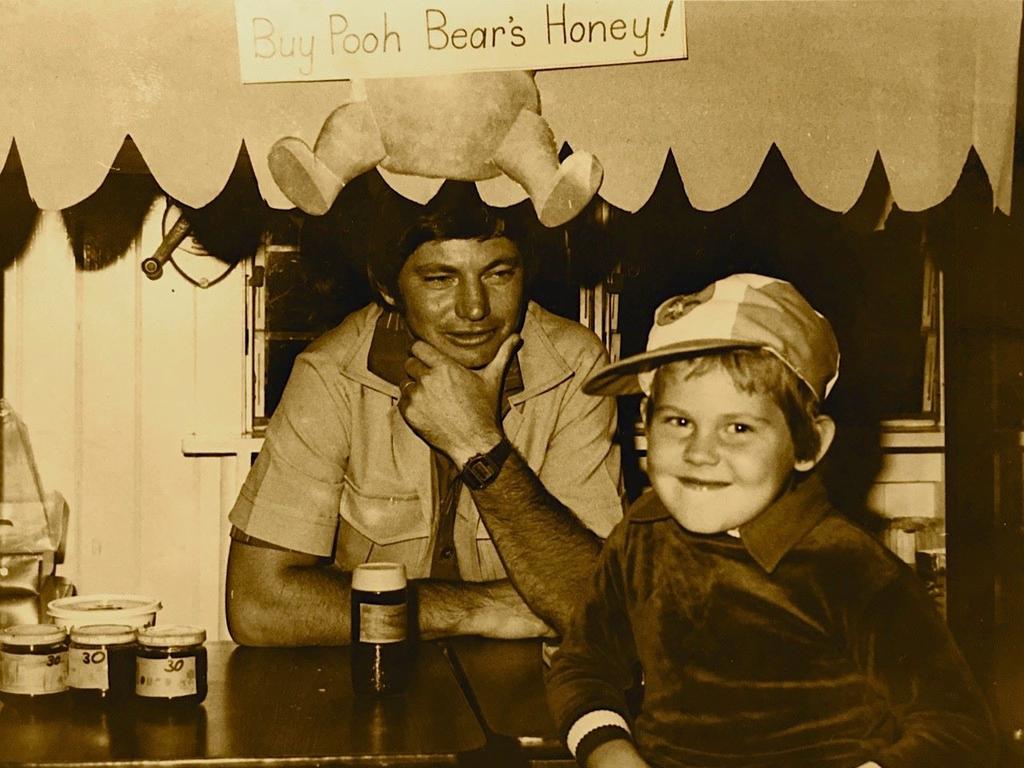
[462,440,512,490]
[464,456,498,489]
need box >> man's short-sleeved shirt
[229,301,624,581]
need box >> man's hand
[469,584,558,640]
[399,333,521,467]
[414,578,556,641]
[477,609,556,640]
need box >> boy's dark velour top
[545,475,996,768]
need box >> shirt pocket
[335,479,431,575]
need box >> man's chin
[432,336,506,369]
[444,346,498,369]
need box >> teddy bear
[267,71,603,227]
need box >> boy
[546,274,995,768]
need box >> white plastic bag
[0,399,66,556]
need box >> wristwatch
[460,439,513,490]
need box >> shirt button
[441,546,455,560]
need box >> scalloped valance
[0,0,1019,214]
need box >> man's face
[645,362,801,534]
[391,237,525,369]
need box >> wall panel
[77,236,141,593]
[3,202,246,637]
[3,212,79,583]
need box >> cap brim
[583,339,764,396]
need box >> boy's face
[645,362,808,534]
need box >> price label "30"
[136,656,197,697]
[69,649,109,690]
[0,651,68,695]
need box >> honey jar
[135,625,207,706]
[68,623,137,704]
[0,623,69,702]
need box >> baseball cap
[583,273,839,400]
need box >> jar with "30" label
[68,624,137,704]
[0,624,69,703]
[135,625,207,706]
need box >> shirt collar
[509,303,574,402]
[629,473,832,573]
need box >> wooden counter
[442,637,572,765]
[0,641,485,767]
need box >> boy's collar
[630,474,832,573]
[737,475,831,572]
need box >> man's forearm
[225,548,354,646]
[227,542,550,645]
[468,450,603,637]
[397,335,611,636]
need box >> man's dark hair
[368,190,536,301]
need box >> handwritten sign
[234,0,686,82]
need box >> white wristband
[566,710,632,756]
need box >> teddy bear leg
[268,101,386,216]
[491,109,603,227]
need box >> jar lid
[70,624,137,645]
[137,624,206,648]
[352,562,407,592]
[2,623,67,646]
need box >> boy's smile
[645,363,814,534]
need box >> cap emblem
[656,286,713,326]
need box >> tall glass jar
[351,562,410,695]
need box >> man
[225,197,623,645]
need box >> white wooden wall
[3,204,246,639]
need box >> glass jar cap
[352,562,407,592]
[137,624,206,648]
[2,623,67,646]
[70,624,137,645]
